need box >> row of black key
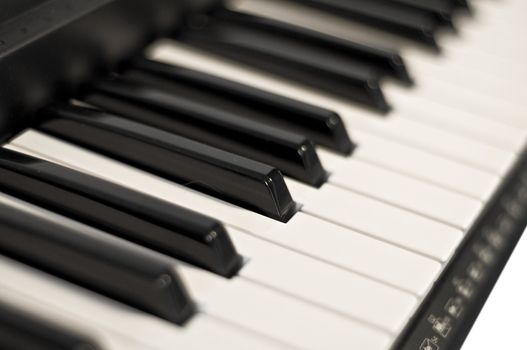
[289,0,469,45]
[179,8,410,111]
[0,0,472,344]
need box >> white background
[462,229,527,349]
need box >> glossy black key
[0,302,101,350]
[291,0,442,46]
[0,148,243,277]
[179,8,392,110]
[38,105,296,222]
[0,194,196,325]
[130,58,355,154]
[85,77,327,186]
[390,0,456,25]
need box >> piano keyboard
[0,0,526,349]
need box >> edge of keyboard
[0,0,220,143]
[394,143,527,350]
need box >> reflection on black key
[291,0,442,46]
[85,78,327,186]
[179,8,392,110]
[0,195,196,325]
[0,302,101,350]
[38,105,296,222]
[0,148,243,277]
[129,59,355,155]
[390,0,456,25]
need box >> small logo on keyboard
[420,337,439,350]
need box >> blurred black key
[0,148,243,277]
[38,105,296,222]
[390,0,456,25]
[291,0,442,46]
[130,58,355,155]
[0,302,101,350]
[0,195,196,325]
[179,8,392,110]
[86,77,327,186]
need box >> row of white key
[233,0,527,135]
[7,131,454,274]
[146,41,506,211]
[147,40,519,177]
[0,192,397,350]
[2,1,525,349]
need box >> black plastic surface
[0,0,221,143]
[394,142,527,350]
[38,105,297,222]
[0,301,101,350]
[291,0,442,46]
[0,147,243,278]
[86,75,327,186]
[179,8,395,111]
[0,197,196,325]
[132,59,355,155]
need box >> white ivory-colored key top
[352,131,501,201]
[403,58,527,109]
[9,131,440,295]
[320,154,483,229]
[407,78,527,130]
[300,185,463,262]
[147,41,516,175]
[229,227,417,333]
[229,226,418,333]
[181,265,394,350]
[263,214,442,296]
[234,0,527,122]
[385,86,527,151]
[341,112,516,175]
[0,256,291,350]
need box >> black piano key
[0,197,196,325]
[189,9,412,84]
[0,148,243,278]
[179,9,391,110]
[0,302,101,350]
[390,0,456,25]
[129,59,355,154]
[290,0,442,46]
[85,78,327,186]
[452,0,470,10]
[37,105,297,222]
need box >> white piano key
[451,23,527,63]
[0,255,291,350]
[7,135,422,333]
[229,227,419,333]
[181,265,394,350]
[320,153,483,229]
[147,41,517,175]
[8,131,442,296]
[233,0,527,133]
[403,57,527,109]
[297,184,463,262]
[351,131,501,201]
[0,195,302,349]
[261,213,442,296]
[384,85,527,151]
[340,110,516,175]
[400,78,527,131]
